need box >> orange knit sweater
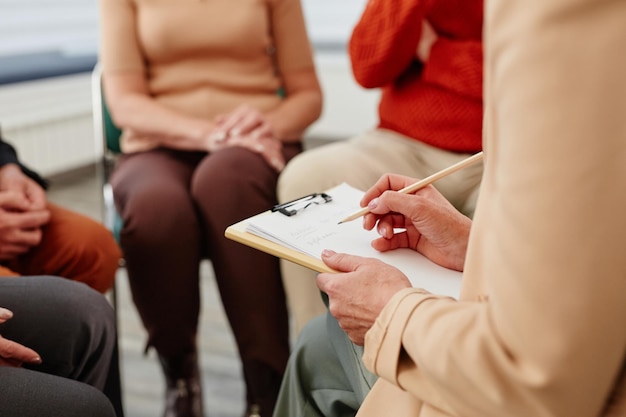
[349,0,483,153]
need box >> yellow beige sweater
[98,0,315,152]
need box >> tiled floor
[47,166,246,417]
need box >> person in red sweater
[277,0,484,336]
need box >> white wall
[0,0,379,174]
[307,53,379,141]
[0,73,96,176]
[0,0,366,57]
[302,0,366,47]
[302,0,380,140]
[0,0,99,57]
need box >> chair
[91,63,124,312]
[91,63,124,243]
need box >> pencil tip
[337,221,343,225]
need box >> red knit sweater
[349,0,483,153]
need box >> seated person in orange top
[0,135,121,293]
[97,0,323,415]
[277,0,484,335]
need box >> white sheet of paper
[247,183,462,298]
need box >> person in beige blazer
[273,0,626,415]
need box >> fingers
[0,211,48,259]
[370,230,410,253]
[0,307,13,323]
[0,210,49,234]
[0,191,51,228]
[224,135,285,172]
[0,242,34,260]
[360,173,420,208]
[417,19,438,62]
[319,249,365,273]
[24,185,47,210]
[207,106,283,171]
[210,105,266,140]
[0,336,42,367]
[249,123,275,141]
[0,191,32,212]
[12,211,50,230]
[371,191,425,218]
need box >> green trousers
[273,309,378,417]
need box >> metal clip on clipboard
[271,193,333,217]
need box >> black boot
[159,349,204,417]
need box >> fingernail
[30,356,42,365]
[368,198,379,210]
[378,226,387,237]
[322,249,336,257]
[0,308,13,319]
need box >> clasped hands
[317,174,472,345]
[204,104,285,172]
[0,164,50,261]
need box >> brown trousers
[0,203,121,293]
[110,144,301,411]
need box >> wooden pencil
[338,151,484,224]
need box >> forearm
[105,93,217,151]
[265,89,322,143]
[349,0,429,88]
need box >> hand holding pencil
[338,152,483,224]
[350,154,482,272]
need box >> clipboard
[225,183,463,298]
[226,214,335,273]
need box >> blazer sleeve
[363,0,626,416]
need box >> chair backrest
[102,94,122,154]
[91,63,124,241]
[91,63,122,155]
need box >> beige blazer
[358,0,626,416]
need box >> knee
[62,382,118,417]
[0,368,117,417]
[278,147,345,202]
[51,278,116,345]
[277,155,321,202]
[290,315,332,377]
[74,225,121,292]
[192,148,274,195]
[119,188,199,248]
[191,149,277,212]
[77,386,118,417]
[19,277,116,349]
[57,381,118,417]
